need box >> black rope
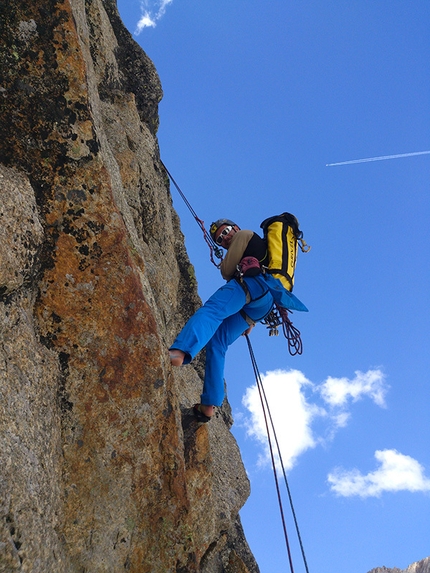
[160,160,224,268]
[278,306,303,356]
[262,305,304,355]
[245,335,295,573]
[245,335,310,573]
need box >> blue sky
[116,2,430,572]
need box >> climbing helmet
[210,218,238,241]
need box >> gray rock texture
[0,1,258,571]
[368,557,430,573]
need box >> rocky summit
[368,557,430,573]
[0,1,258,571]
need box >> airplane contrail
[326,150,430,167]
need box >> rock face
[368,558,430,573]
[0,1,259,572]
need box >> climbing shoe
[193,404,213,423]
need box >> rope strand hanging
[245,335,311,573]
[160,160,224,268]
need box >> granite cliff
[0,1,259,571]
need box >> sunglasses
[215,225,233,245]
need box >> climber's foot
[193,404,214,423]
[169,349,185,366]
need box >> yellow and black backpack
[260,212,310,292]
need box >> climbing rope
[245,335,310,573]
[161,161,309,568]
[262,305,304,355]
[160,160,224,268]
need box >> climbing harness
[245,335,311,573]
[234,263,304,354]
[262,305,303,355]
[160,161,224,268]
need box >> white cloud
[135,12,156,32]
[327,449,430,497]
[241,369,429,499]
[242,369,324,471]
[135,0,173,33]
[158,0,173,18]
[319,369,387,408]
[241,367,388,473]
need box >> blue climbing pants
[170,275,291,407]
[171,274,307,406]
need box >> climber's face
[214,224,237,248]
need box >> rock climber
[169,219,307,423]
